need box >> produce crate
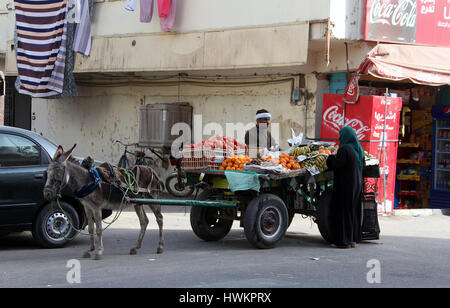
[213,148,246,158]
[182,147,214,159]
[181,158,211,170]
[181,147,228,170]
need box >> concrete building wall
[330,0,365,40]
[0,56,4,125]
[91,0,332,36]
[0,0,12,55]
[31,74,318,176]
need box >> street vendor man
[245,109,278,155]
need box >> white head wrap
[255,113,272,120]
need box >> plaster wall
[32,75,318,177]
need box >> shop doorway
[357,80,436,210]
[4,76,31,130]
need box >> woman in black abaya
[326,126,364,249]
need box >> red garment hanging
[158,0,171,18]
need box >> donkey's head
[43,144,77,201]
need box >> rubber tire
[316,189,335,244]
[32,202,80,248]
[244,194,289,249]
[287,208,295,228]
[190,190,233,242]
[165,173,195,198]
[118,155,130,169]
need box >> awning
[344,43,450,103]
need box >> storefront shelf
[397,159,420,164]
[437,138,450,141]
[397,175,421,181]
[398,191,422,197]
[436,168,450,172]
[437,150,450,154]
[399,143,421,148]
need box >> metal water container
[139,102,192,150]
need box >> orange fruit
[219,166,224,170]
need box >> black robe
[326,145,363,246]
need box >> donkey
[43,144,164,260]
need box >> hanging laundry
[73,0,91,56]
[160,0,176,32]
[14,0,69,97]
[157,0,171,18]
[125,0,136,11]
[140,0,154,23]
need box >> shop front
[337,45,450,213]
[321,0,450,213]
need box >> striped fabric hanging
[14,0,68,98]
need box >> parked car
[0,125,112,248]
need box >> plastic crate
[181,158,211,170]
[213,148,246,158]
[182,147,214,159]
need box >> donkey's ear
[64,144,77,156]
[53,146,64,160]
[62,144,77,162]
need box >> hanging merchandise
[73,0,92,56]
[160,0,176,32]
[140,0,154,23]
[14,0,69,97]
[157,0,171,18]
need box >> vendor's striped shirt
[14,0,68,97]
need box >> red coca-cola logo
[369,0,417,28]
[322,106,371,140]
[444,107,450,114]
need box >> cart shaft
[129,198,238,207]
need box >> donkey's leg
[148,204,164,254]
[82,207,96,259]
[130,204,149,255]
[93,209,104,260]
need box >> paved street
[1,207,450,288]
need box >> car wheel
[32,202,80,248]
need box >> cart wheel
[244,194,288,249]
[316,189,335,244]
[190,190,233,242]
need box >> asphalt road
[1,207,450,288]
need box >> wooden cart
[131,166,380,249]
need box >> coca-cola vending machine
[321,94,403,213]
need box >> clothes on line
[125,0,176,31]
[157,0,171,18]
[73,0,91,56]
[14,0,69,97]
[140,0,154,23]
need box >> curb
[393,209,450,216]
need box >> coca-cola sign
[322,106,371,140]
[366,0,417,43]
[369,0,417,28]
[365,0,450,47]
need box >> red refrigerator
[320,94,402,214]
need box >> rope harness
[52,165,160,241]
